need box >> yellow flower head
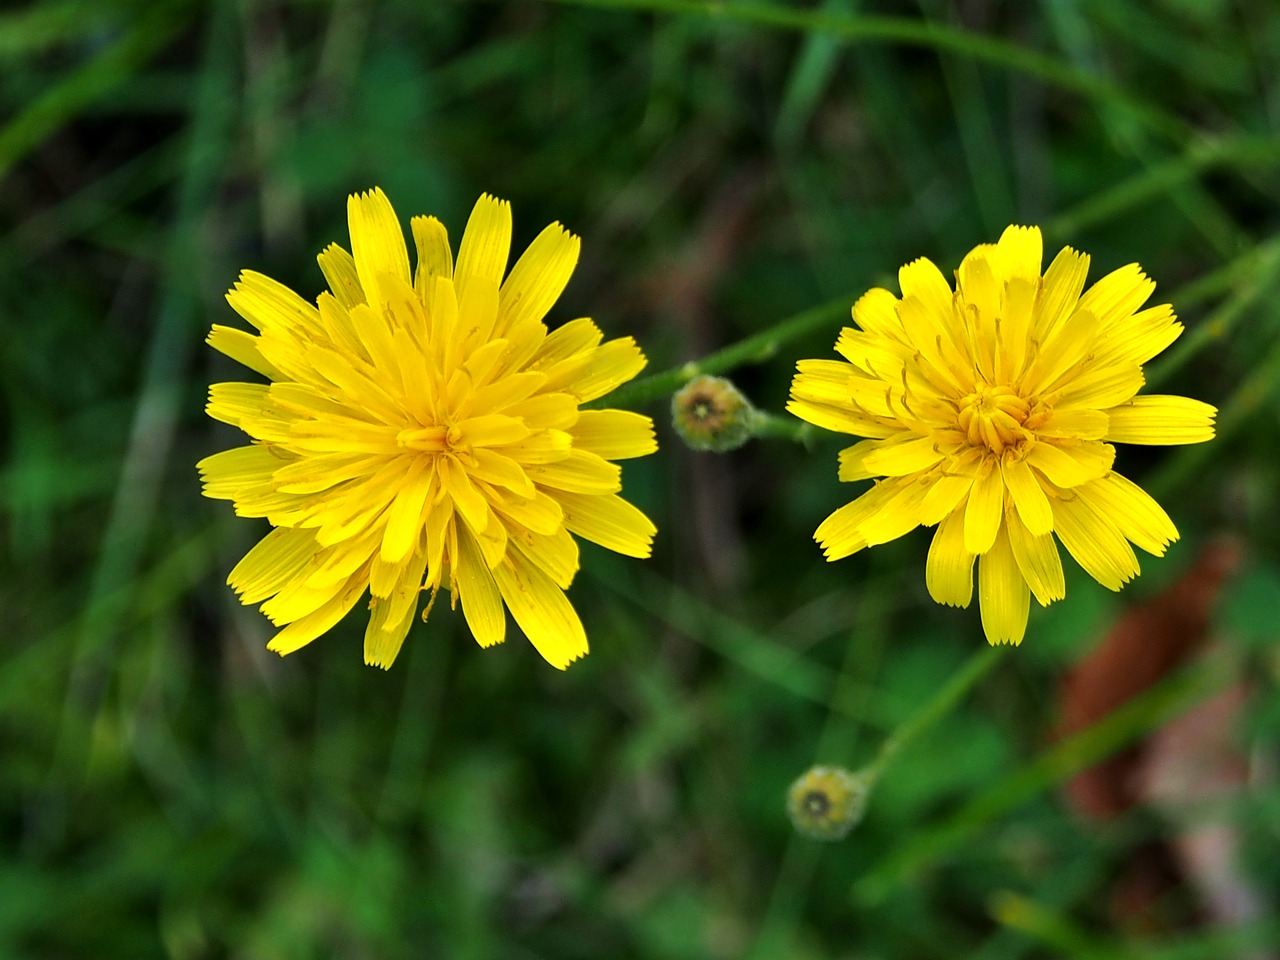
[200,189,658,670]
[788,226,1217,646]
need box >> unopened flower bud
[786,765,871,841]
[671,375,758,452]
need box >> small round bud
[670,375,758,452]
[786,765,871,841]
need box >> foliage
[2,0,1279,957]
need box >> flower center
[957,384,1032,455]
[396,424,458,454]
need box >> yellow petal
[563,337,647,402]
[457,414,532,448]
[363,588,420,669]
[1025,440,1114,488]
[492,551,588,669]
[898,257,954,317]
[497,222,580,336]
[1056,362,1144,410]
[840,434,941,481]
[1002,456,1054,536]
[556,490,656,558]
[347,187,411,305]
[1078,263,1154,333]
[790,358,873,408]
[851,287,905,342]
[491,489,564,536]
[207,325,281,380]
[992,225,1043,282]
[956,247,1001,322]
[304,528,380,591]
[1077,473,1179,556]
[227,527,319,604]
[266,575,367,656]
[206,382,271,429]
[855,478,931,547]
[1051,493,1139,591]
[317,242,365,309]
[570,410,657,460]
[996,277,1036,382]
[1024,309,1100,394]
[410,214,453,304]
[454,524,507,649]
[918,474,973,526]
[964,462,1004,554]
[1036,245,1089,340]
[1036,406,1109,440]
[469,448,535,498]
[439,456,491,532]
[1091,303,1181,368]
[860,434,944,477]
[814,480,905,560]
[456,275,501,354]
[226,270,324,338]
[926,507,974,607]
[1005,509,1065,606]
[785,398,894,438]
[530,316,602,368]
[525,450,621,494]
[197,445,281,500]
[455,194,512,302]
[509,525,579,590]
[1104,395,1217,445]
[506,392,580,431]
[978,524,1030,645]
[380,458,433,564]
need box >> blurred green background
[3,0,1280,957]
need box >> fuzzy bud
[670,375,758,452]
[786,765,871,841]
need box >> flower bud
[786,765,871,841]
[670,375,758,452]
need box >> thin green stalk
[861,645,1008,785]
[750,410,815,444]
[1147,322,1280,500]
[1146,236,1280,391]
[854,654,1231,904]
[749,571,892,959]
[1047,137,1280,240]
[600,292,855,409]
[595,566,906,729]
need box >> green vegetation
[2,0,1278,956]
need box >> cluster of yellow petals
[789,226,1217,645]
[199,189,657,669]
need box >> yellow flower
[199,189,658,669]
[788,226,1216,645]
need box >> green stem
[599,292,854,409]
[854,654,1231,904]
[861,645,1008,785]
[1145,235,1280,390]
[1046,136,1280,240]
[750,410,814,444]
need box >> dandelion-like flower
[788,226,1216,645]
[199,189,658,669]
